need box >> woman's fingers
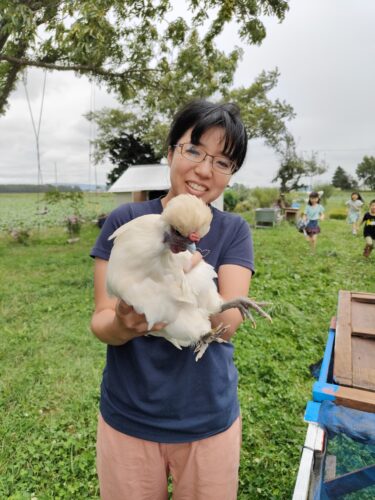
[116,300,167,334]
[151,322,168,331]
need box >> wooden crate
[334,290,375,392]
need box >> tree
[0,0,289,115]
[106,133,161,186]
[332,166,357,189]
[87,68,296,169]
[356,156,375,190]
[272,138,327,193]
[272,135,306,193]
[303,152,328,180]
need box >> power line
[302,148,375,153]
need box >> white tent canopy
[108,163,223,210]
[108,164,170,193]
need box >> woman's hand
[91,258,167,346]
[113,299,167,341]
[183,251,203,273]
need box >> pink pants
[97,414,241,500]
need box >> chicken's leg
[220,297,272,328]
[194,323,229,362]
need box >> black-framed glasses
[174,143,235,175]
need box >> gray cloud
[1,0,374,187]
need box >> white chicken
[106,194,270,360]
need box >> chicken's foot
[220,297,272,328]
[194,323,229,362]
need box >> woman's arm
[90,258,166,345]
[210,264,252,341]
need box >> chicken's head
[161,194,213,254]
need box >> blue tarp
[318,401,375,446]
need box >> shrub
[313,183,336,200]
[9,227,31,244]
[234,200,256,212]
[224,189,239,211]
[65,215,83,236]
[329,211,347,220]
[250,187,280,208]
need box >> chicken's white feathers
[106,194,223,349]
[161,194,212,239]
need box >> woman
[90,100,254,500]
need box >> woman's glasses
[175,143,235,175]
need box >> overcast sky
[1,0,374,187]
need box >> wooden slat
[335,385,375,413]
[352,292,375,303]
[351,300,375,337]
[352,337,375,391]
[352,328,375,338]
[334,291,353,386]
[324,464,375,497]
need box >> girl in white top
[345,192,364,235]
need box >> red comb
[188,232,200,242]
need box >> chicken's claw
[194,323,229,362]
[220,297,272,328]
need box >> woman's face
[164,126,232,205]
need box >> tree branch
[0,54,161,79]
[0,42,29,114]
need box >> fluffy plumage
[106,194,269,360]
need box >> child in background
[302,191,325,252]
[360,199,375,258]
[345,192,364,235]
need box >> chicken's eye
[172,227,183,238]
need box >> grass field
[0,192,116,233]
[0,191,374,499]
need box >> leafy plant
[9,226,31,244]
[313,183,336,200]
[224,189,240,211]
[250,187,280,208]
[65,215,83,237]
[44,189,84,217]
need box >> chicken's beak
[164,229,194,254]
[188,231,200,242]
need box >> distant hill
[0,183,107,193]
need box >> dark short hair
[166,99,248,172]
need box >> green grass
[0,192,116,232]
[0,193,374,499]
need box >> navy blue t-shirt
[91,197,254,443]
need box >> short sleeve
[90,204,133,261]
[219,217,254,273]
